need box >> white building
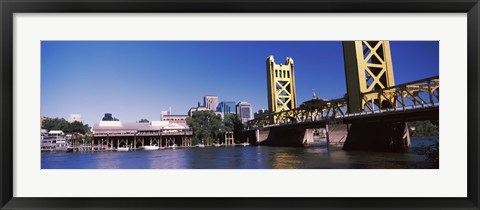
[68,114,83,123]
[161,115,189,123]
[160,110,170,120]
[91,120,193,148]
[188,106,209,117]
[204,95,219,111]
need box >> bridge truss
[247,76,439,129]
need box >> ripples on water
[41,137,438,169]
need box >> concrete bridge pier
[303,128,316,145]
[253,127,322,147]
[241,121,410,152]
[255,129,270,145]
[342,122,411,152]
[240,129,262,145]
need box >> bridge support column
[259,127,308,147]
[325,124,330,145]
[343,122,410,152]
[255,129,270,145]
[266,56,297,124]
[303,129,315,145]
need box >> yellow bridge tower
[343,41,396,113]
[266,56,297,124]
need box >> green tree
[83,124,91,134]
[42,117,91,134]
[42,118,69,131]
[84,131,93,145]
[67,121,86,134]
[409,120,439,137]
[223,114,241,132]
[426,141,439,168]
[186,111,224,145]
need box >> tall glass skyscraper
[216,101,236,114]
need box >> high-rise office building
[236,101,253,124]
[216,101,236,115]
[204,95,219,111]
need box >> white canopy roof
[48,130,64,135]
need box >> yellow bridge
[247,76,439,129]
[242,41,439,152]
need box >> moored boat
[41,130,70,152]
[117,146,129,151]
[142,145,160,150]
[241,142,250,146]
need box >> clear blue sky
[41,41,439,126]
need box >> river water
[41,137,438,169]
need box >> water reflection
[147,149,189,169]
[272,152,302,169]
[41,138,436,169]
[94,151,122,169]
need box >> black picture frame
[1,0,479,209]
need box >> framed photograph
[1,0,478,209]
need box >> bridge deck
[247,76,439,130]
[246,105,438,131]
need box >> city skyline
[41,41,439,126]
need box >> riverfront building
[160,111,170,120]
[217,101,236,115]
[161,115,188,124]
[161,110,188,123]
[236,101,253,124]
[91,120,193,150]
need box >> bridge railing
[246,76,439,129]
[246,98,348,129]
[360,76,439,112]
